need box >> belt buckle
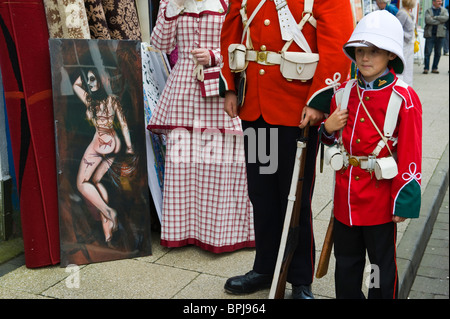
[257,51,268,64]
[348,157,359,167]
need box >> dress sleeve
[150,0,179,54]
[209,48,222,67]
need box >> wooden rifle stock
[269,126,309,299]
[315,212,334,278]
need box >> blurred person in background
[396,0,417,86]
[423,0,448,74]
[376,0,399,15]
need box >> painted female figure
[72,69,134,244]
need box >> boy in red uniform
[320,10,422,299]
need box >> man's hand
[224,91,239,118]
[299,105,325,128]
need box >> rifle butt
[315,215,334,279]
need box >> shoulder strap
[304,0,317,27]
[333,79,355,147]
[334,79,356,111]
[241,0,267,45]
[384,79,408,138]
[304,0,313,14]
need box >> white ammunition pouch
[280,51,319,81]
[374,156,398,180]
[324,145,344,171]
[228,44,248,72]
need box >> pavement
[408,187,449,299]
[0,56,448,302]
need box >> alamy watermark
[365,264,380,289]
[166,126,279,174]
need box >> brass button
[356,138,361,143]
[365,96,370,101]
[264,19,270,26]
[259,69,265,75]
[360,117,365,122]
[260,45,267,51]
[355,176,360,181]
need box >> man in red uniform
[220,0,353,298]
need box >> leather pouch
[228,44,247,72]
[374,157,398,180]
[325,145,344,171]
[280,52,319,81]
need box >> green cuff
[308,88,334,113]
[394,180,421,219]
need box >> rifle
[315,212,334,278]
[269,126,309,299]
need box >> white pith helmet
[343,10,405,74]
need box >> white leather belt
[344,154,376,170]
[246,50,281,65]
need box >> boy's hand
[324,105,348,134]
[392,216,407,223]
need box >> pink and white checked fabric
[199,67,220,98]
[149,0,255,252]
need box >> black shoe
[292,284,315,299]
[224,270,272,294]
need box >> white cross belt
[273,0,311,53]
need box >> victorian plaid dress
[148,0,255,252]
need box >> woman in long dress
[148,0,255,253]
[397,0,417,86]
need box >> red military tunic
[220,0,354,126]
[324,69,422,226]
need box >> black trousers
[242,117,318,286]
[333,218,399,299]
